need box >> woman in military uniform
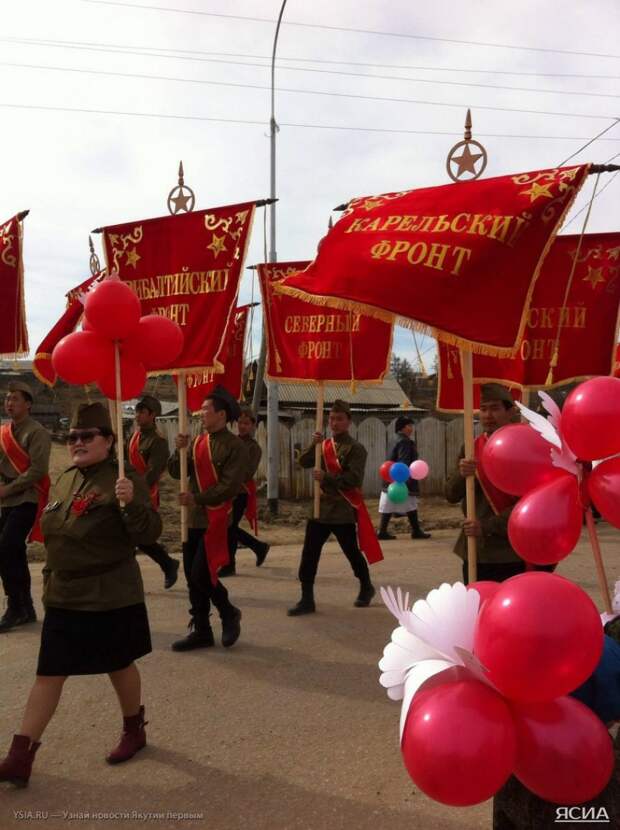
[0,403,162,788]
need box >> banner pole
[460,349,477,582]
[113,342,126,506]
[178,371,189,543]
[585,507,613,615]
[314,381,325,520]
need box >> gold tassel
[545,348,559,387]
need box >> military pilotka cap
[207,385,241,423]
[7,381,34,401]
[480,383,515,405]
[136,395,162,416]
[330,398,352,417]
[70,402,113,431]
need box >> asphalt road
[1,525,618,830]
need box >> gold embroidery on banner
[0,219,16,268]
[108,226,143,272]
[207,233,227,258]
[583,265,606,290]
[204,214,232,233]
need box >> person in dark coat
[377,416,430,541]
[0,403,162,788]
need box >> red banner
[276,166,590,355]
[259,261,392,382]
[101,203,255,373]
[33,273,102,386]
[615,344,620,378]
[176,305,250,413]
[0,215,28,357]
[437,232,620,410]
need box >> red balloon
[467,581,500,608]
[508,474,583,565]
[379,461,394,482]
[121,315,184,370]
[402,671,516,806]
[588,456,620,529]
[562,376,620,461]
[511,696,614,805]
[481,424,563,496]
[96,354,146,401]
[51,331,114,385]
[474,572,603,703]
[83,278,141,340]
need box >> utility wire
[558,119,620,165]
[82,1,620,60]
[4,35,620,79]
[1,101,619,141]
[1,61,614,122]
[2,37,617,100]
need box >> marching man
[0,381,51,632]
[220,406,269,577]
[127,395,179,589]
[168,386,247,651]
[288,399,382,616]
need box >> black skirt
[37,603,152,676]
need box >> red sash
[193,433,232,585]
[0,423,50,543]
[322,438,383,565]
[475,433,518,515]
[243,479,259,535]
[128,431,160,511]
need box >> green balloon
[387,482,409,504]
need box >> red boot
[106,706,147,765]
[0,735,41,788]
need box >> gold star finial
[167,160,196,214]
[446,110,488,182]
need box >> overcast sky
[2,0,620,373]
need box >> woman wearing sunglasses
[0,402,162,787]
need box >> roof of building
[272,375,425,411]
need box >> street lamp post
[253,0,287,514]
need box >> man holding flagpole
[127,395,179,590]
[168,386,247,651]
[288,399,381,616]
[0,381,51,632]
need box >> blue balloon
[389,462,410,483]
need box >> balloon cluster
[379,574,612,807]
[482,377,620,565]
[51,276,184,400]
[379,458,429,503]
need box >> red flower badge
[71,491,100,517]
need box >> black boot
[408,510,431,539]
[255,542,270,567]
[287,583,316,616]
[221,607,242,648]
[354,582,376,608]
[171,617,215,651]
[163,558,180,590]
[21,593,37,623]
[0,596,29,633]
[377,513,396,541]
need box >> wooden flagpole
[113,342,126,506]
[177,371,189,543]
[314,381,325,519]
[460,349,477,582]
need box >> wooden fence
[159,416,480,497]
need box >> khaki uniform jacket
[126,425,169,487]
[41,459,162,611]
[0,416,51,508]
[299,432,367,524]
[445,444,520,565]
[240,434,261,483]
[168,428,249,529]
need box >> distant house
[256,374,426,425]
